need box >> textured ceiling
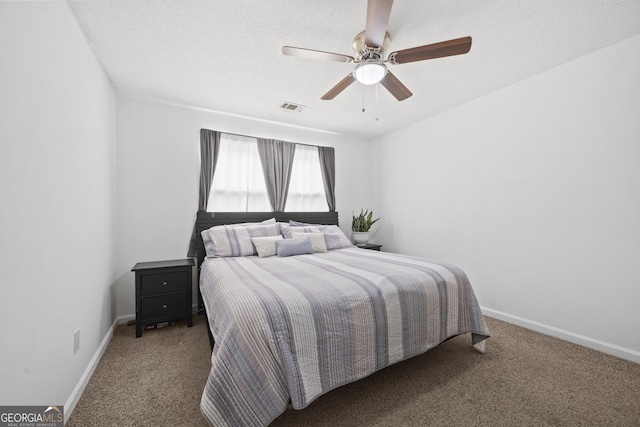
[67,0,640,139]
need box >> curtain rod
[209,129,326,150]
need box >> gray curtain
[318,146,336,212]
[257,138,296,211]
[188,129,221,257]
[198,129,221,211]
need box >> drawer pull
[162,281,168,286]
[162,304,168,309]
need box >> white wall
[0,0,116,412]
[115,97,371,318]
[371,35,640,361]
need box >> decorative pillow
[202,219,278,257]
[280,224,322,239]
[276,236,314,257]
[251,235,283,258]
[291,232,327,253]
[319,225,354,250]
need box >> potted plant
[351,209,380,245]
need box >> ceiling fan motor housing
[352,30,391,61]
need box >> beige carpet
[67,315,640,426]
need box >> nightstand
[132,259,194,337]
[357,243,382,251]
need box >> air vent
[280,102,305,113]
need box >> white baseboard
[117,313,135,325]
[482,307,640,364]
[63,316,121,424]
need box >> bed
[195,211,489,427]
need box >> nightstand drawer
[141,293,189,319]
[140,271,188,296]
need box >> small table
[356,243,382,251]
[132,259,194,337]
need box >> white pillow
[251,235,284,258]
[291,232,327,253]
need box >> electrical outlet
[74,329,80,354]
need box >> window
[206,135,271,212]
[285,145,328,211]
[206,134,329,212]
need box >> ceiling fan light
[353,62,387,85]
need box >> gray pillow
[276,236,314,257]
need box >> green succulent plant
[352,209,380,232]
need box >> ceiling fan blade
[365,0,394,48]
[321,74,356,100]
[380,71,412,101]
[282,46,354,63]
[389,36,472,64]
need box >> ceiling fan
[282,0,472,101]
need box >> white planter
[352,231,370,245]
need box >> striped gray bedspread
[200,248,489,426]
